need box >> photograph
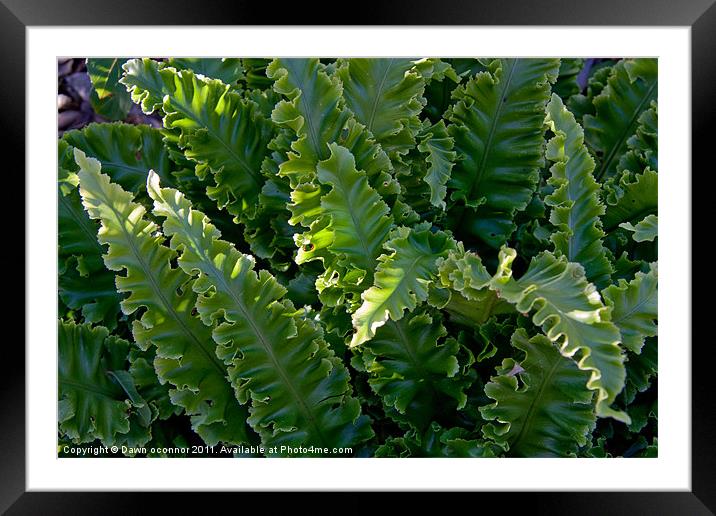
[56,56,658,459]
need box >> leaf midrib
[365,58,395,137]
[177,213,330,447]
[466,59,518,202]
[595,79,657,181]
[102,195,227,378]
[508,352,563,456]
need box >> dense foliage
[58,57,657,458]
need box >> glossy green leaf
[439,247,628,422]
[544,93,612,287]
[417,120,456,209]
[446,58,560,247]
[603,263,658,354]
[75,149,254,446]
[350,223,456,347]
[481,329,596,457]
[121,58,274,217]
[87,58,133,120]
[620,214,657,243]
[585,58,658,181]
[337,58,425,156]
[147,171,374,453]
[167,58,244,84]
[58,320,145,445]
[358,310,474,430]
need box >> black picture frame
[4,0,710,513]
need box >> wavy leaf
[480,329,596,457]
[147,171,374,453]
[620,214,657,243]
[439,247,628,422]
[376,422,498,457]
[87,58,133,121]
[267,58,352,185]
[446,58,560,247]
[58,320,146,445]
[492,249,627,422]
[617,101,658,174]
[58,141,122,328]
[417,120,456,209]
[603,169,658,231]
[337,58,425,156]
[121,58,274,217]
[358,309,474,430]
[75,149,253,446]
[167,58,244,84]
[315,143,393,277]
[350,223,456,347]
[602,263,658,354]
[62,122,177,194]
[544,93,613,287]
[585,58,658,181]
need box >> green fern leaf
[438,247,628,422]
[620,214,658,243]
[446,58,560,247]
[147,171,374,454]
[267,58,352,185]
[544,93,613,287]
[358,309,474,430]
[121,58,274,217]
[337,58,425,157]
[602,263,657,353]
[585,58,658,181]
[87,58,133,121]
[350,223,456,347]
[58,320,148,445]
[417,120,456,209]
[315,143,393,277]
[62,122,177,194]
[75,149,254,446]
[480,329,596,457]
[166,58,244,84]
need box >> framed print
[4,0,712,512]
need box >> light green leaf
[492,248,627,422]
[121,58,274,218]
[147,171,374,453]
[620,214,657,243]
[267,58,352,185]
[87,58,133,121]
[603,263,658,353]
[350,223,456,347]
[337,58,425,156]
[75,149,254,446]
[315,143,393,277]
[585,58,658,181]
[438,246,628,422]
[544,93,612,287]
[480,329,596,457]
[446,58,560,247]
